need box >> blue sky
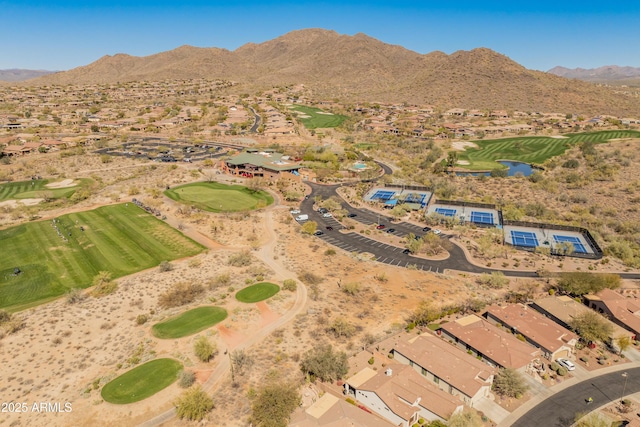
[2,0,639,71]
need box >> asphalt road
[512,367,640,427]
[301,181,640,280]
[248,106,261,133]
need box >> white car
[322,213,332,218]
[290,209,301,215]
[433,229,442,235]
[556,358,575,371]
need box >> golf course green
[235,282,280,303]
[164,182,273,212]
[289,105,347,129]
[101,358,183,404]
[458,130,640,170]
[152,306,228,339]
[0,203,204,311]
[0,178,90,202]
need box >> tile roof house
[584,289,640,339]
[439,314,541,369]
[344,365,463,426]
[289,392,394,427]
[390,334,495,406]
[531,295,632,341]
[484,304,578,360]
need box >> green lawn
[0,178,90,202]
[0,204,204,311]
[289,105,347,129]
[458,130,640,170]
[101,358,183,404]
[152,306,228,339]
[235,282,280,303]
[164,182,273,212]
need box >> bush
[300,344,349,382]
[327,318,356,338]
[194,336,217,362]
[342,282,360,295]
[557,366,568,376]
[158,282,205,308]
[178,370,196,388]
[228,250,253,267]
[298,271,324,285]
[324,248,336,256]
[492,368,529,398]
[91,271,118,297]
[368,357,375,365]
[136,314,148,325]
[550,362,560,372]
[282,279,297,292]
[66,288,87,304]
[174,385,214,421]
[158,260,174,272]
[250,382,301,427]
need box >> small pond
[455,161,538,177]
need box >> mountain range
[0,69,55,82]
[12,29,640,116]
[548,65,640,85]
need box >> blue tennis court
[372,190,396,201]
[435,207,456,217]
[404,193,426,204]
[553,235,588,254]
[470,211,494,225]
[511,231,539,247]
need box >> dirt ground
[0,146,638,427]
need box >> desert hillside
[24,29,640,116]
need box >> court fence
[503,219,603,260]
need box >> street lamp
[621,372,629,403]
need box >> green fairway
[289,105,347,129]
[0,179,90,202]
[101,358,183,404]
[235,282,280,303]
[152,306,228,339]
[458,130,640,170]
[164,182,273,212]
[0,204,204,311]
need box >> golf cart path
[138,208,308,427]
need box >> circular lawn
[164,182,273,212]
[101,358,183,404]
[152,306,228,339]
[235,282,280,303]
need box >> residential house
[531,295,632,342]
[440,314,541,369]
[344,365,463,426]
[289,392,394,427]
[584,289,640,339]
[390,334,495,406]
[484,304,578,360]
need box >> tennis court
[370,190,396,201]
[510,230,539,248]
[435,207,457,217]
[553,235,588,254]
[403,193,426,204]
[470,211,494,225]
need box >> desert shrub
[158,260,174,272]
[342,282,360,295]
[174,385,214,421]
[557,367,568,376]
[2,316,25,334]
[136,314,148,325]
[250,382,301,427]
[66,288,87,304]
[178,370,196,388]
[228,250,253,267]
[194,336,217,362]
[557,272,621,296]
[492,368,529,398]
[327,318,356,338]
[91,271,118,297]
[211,273,231,288]
[158,282,205,308]
[324,248,336,256]
[0,310,10,324]
[300,344,349,382]
[298,271,324,285]
[550,362,560,372]
[282,279,297,292]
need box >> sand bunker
[451,140,478,150]
[316,112,334,115]
[0,198,43,208]
[46,179,76,188]
[456,160,470,165]
[550,135,569,139]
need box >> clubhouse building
[222,149,310,180]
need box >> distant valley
[0,69,55,82]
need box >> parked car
[290,209,301,215]
[556,358,575,371]
[347,213,357,218]
[376,224,386,230]
[422,226,430,232]
[322,213,332,218]
[326,226,334,231]
[386,228,396,233]
[402,249,411,254]
[318,208,328,214]
[433,229,442,235]
[314,231,324,236]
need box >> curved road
[302,178,640,280]
[512,367,640,427]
